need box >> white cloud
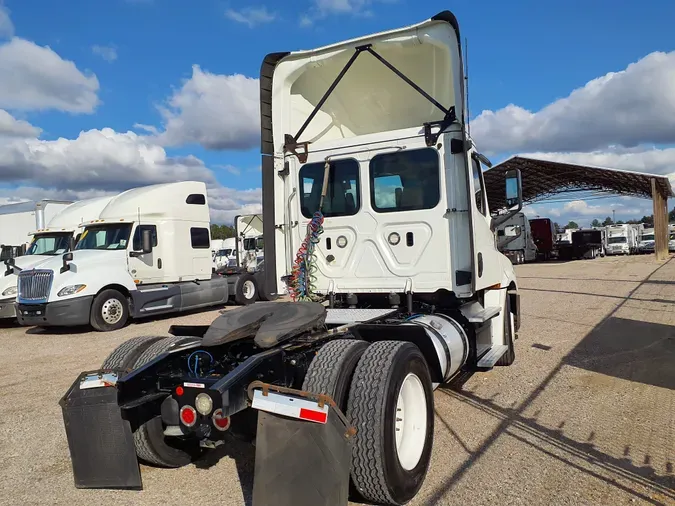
[0,37,99,113]
[153,65,259,150]
[0,109,41,137]
[225,6,276,27]
[301,0,391,25]
[0,128,217,191]
[91,44,118,62]
[214,164,242,176]
[0,4,13,39]
[0,125,262,224]
[473,51,675,154]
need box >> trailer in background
[0,200,73,258]
[529,217,556,260]
[638,227,655,254]
[557,229,603,260]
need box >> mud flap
[248,382,354,506]
[59,370,142,490]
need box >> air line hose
[288,159,330,302]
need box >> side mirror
[60,252,73,274]
[141,229,153,254]
[505,169,522,209]
[492,169,524,229]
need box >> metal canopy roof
[483,156,675,211]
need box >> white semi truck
[235,213,264,272]
[0,196,114,320]
[638,227,655,253]
[495,211,537,264]
[59,11,524,506]
[213,237,237,270]
[0,199,72,260]
[605,224,638,255]
[15,182,261,331]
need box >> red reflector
[180,406,196,426]
[212,409,230,431]
[299,408,327,424]
[175,386,184,396]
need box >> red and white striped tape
[251,389,329,424]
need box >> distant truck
[557,229,603,260]
[495,212,537,264]
[0,196,114,320]
[605,224,638,255]
[15,182,265,331]
[638,227,655,254]
[529,217,556,260]
[213,237,237,270]
[235,213,264,272]
[0,199,72,259]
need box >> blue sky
[1,0,675,224]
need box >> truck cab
[0,196,113,320]
[15,181,256,331]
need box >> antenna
[465,37,470,137]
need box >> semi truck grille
[18,269,53,302]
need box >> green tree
[591,219,601,227]
[210,224,235,240]
[602,216,613,226]
[553,222,561,233]
[565,221,579,230]
[641,215,654,227]
[669,207,675,223]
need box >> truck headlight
[57,284,87,297]
[1,286,17,297]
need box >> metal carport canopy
[483,155,675,260]
[483,156,674,210]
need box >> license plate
[79,372,119,390]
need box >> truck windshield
[243,238,256,251]
[642,234,654,241]
[75,224,133,250]
[608,237,626,244]
[26,233,71,255]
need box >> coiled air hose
[288,159,330,302]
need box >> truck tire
[302,338,369,411]
[90,288,129,332]
[233,273,257,305]
[101,335,165,372]
[132,335,203,468]
[496,295,515,366]
[347,341,434,506]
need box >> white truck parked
[58,11,525,506]
[0,196,114,320]
[638,227,655,254]
[235,213,264,272]
[495,211,537,264]
[213,237,237,270]
[0,199,72,260]
[605,224,638,255]
[15,182,262,331]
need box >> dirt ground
[0,254,673,506]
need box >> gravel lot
[0,255,673,506]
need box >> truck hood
[25,249,128,274]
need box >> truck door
[469,152,503,290]
[128,224,163,284]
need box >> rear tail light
[212,409,230,431]
[180,405,197,427]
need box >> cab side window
[133,225,158,250]
[471,156,487,216]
